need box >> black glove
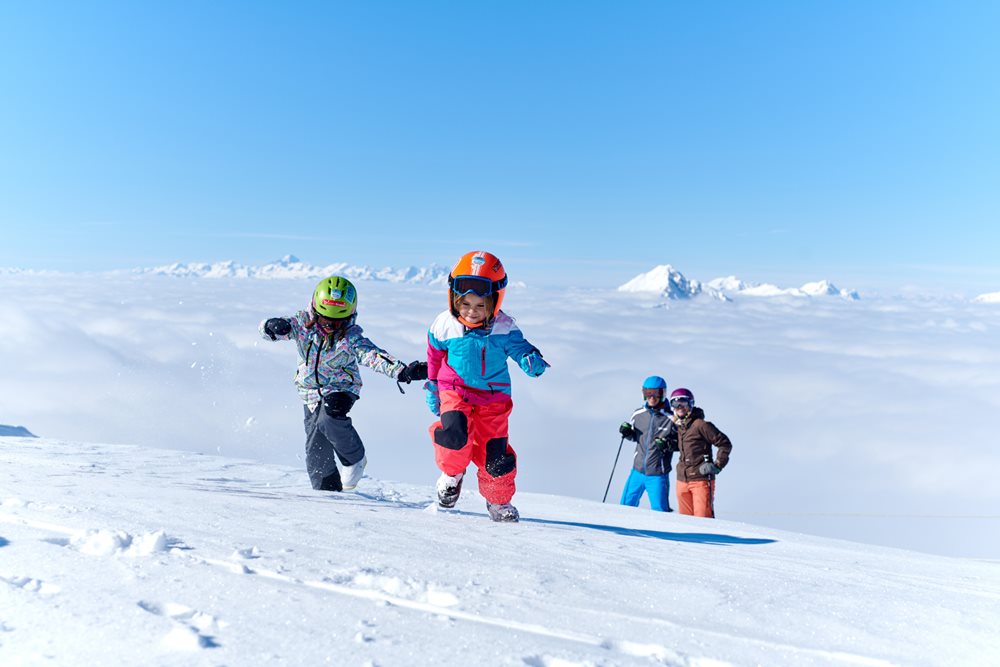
[654,436,668,449]
[323,392,356,419]
[397,360,428,384]
[619,422,635,441]
[698,461,722,476]
[264,318,292,340]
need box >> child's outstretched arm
[505,328,549,378]
[350,329,427,386]
[351,331,407,379]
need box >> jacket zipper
[642,408,652,475]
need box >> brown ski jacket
[672,407,733,483]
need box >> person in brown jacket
[669,387,732,518]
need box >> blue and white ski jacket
[426,310,537,402]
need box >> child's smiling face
[457,294,488,324]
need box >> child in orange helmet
[424,251,548,522]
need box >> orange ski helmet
[448,251,508,323]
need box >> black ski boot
[486,502,520,523]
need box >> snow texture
[1,437,998,666]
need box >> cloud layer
[2,273,999,557]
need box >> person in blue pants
[618,376,675,512]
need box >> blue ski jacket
[426,309,537,400]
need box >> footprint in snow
[230,545,262,559]
[138,600,225,650]
[1,574,61,596]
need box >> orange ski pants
[429,390,517,505]
[676,479,715,518]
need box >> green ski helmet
[312,276,358,319]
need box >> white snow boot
[486,502,520,523]
[341,455,367,491]
[436,471,464,508]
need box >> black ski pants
[302,392,365,491]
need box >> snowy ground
[2,436,999,667]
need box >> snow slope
[2,437,998,667]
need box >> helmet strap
[455,313,490,329]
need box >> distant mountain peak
[619,265,859,300]
[617,264,720,300]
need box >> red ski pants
[429,390,517,505]
[676,479,715,518]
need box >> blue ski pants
[620,470,672,512]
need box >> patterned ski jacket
[259,310,405,409]
[625,403,675,476]
[426,309,537,404]
[673,407,733,483]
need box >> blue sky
[1,1,998,293]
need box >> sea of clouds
[2,264,999,557]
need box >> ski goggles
[642,388,663,399]
[450,274,508,298]
[669,397,693,409]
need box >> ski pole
[602,437,626,503]
[703,454,716,518]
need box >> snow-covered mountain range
[6,258,1000,302]
[619,264,861,300]
[132,255,451,285]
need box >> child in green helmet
[260,276,427,492]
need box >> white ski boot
[341,455,367,491]
[436,472,464,508]
[486,502,520,523]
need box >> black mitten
[264,318,292,340]
[397,360,428,384]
